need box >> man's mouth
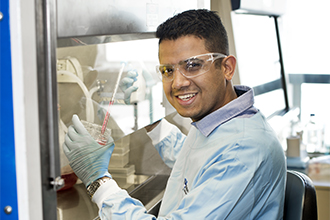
[177,93,196,101]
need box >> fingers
[62,142,71,155]
[120,76,137,90]
[72,114,89,135]
[127,70,138,79]
[124,86,138,97]
[120,77,135,88]
[122,70,138,85]
[67,125,77,139]
[63,127,78,153]
[64,126,78,151]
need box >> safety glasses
[156,53,227,82]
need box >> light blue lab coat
[155,112,286,219]
[96,86,286,219]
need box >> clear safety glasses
[156,53,227,82]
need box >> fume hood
[49,1,209,219]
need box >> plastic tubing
[88,86,99,99]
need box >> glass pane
[57,38,164,141]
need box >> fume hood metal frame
[35,0,61,219]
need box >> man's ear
[222,55,236,80]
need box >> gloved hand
[63,115,114,187]
[119,70,138,104]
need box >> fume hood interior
[56,36,176,220]
[55,1,207,219]
[57,39,165,138]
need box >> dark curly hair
[156,9,229,56]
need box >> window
[231,13,288,118]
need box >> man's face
[159,36,233,122]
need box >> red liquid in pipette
[98,62,126,145]
[98,100,114,145]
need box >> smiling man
[64,9,286,220]
[158,36,237,122]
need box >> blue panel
[0,0,19,219]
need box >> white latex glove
[63,115,114,187]
[119,70,138,104]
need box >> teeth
[178,94,195,101]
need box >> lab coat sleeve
[92,179,155,219]
[147,119,186,168]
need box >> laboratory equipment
[81,120,111,145]
[99,62,126,143]
[286,135,309,173]
[287,136,302,158]
[303,114,324,153]
[63,115,114,187]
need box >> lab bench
[309,176,330,220]
[57,174,169,220]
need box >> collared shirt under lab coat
[92,85,287,219]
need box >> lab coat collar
[192,85,258,137]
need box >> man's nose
[172,69,191,89]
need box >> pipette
[98,62,126,145]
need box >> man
[64,9,286,219]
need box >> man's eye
[161,67,173,77]
[186,61,203,71]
